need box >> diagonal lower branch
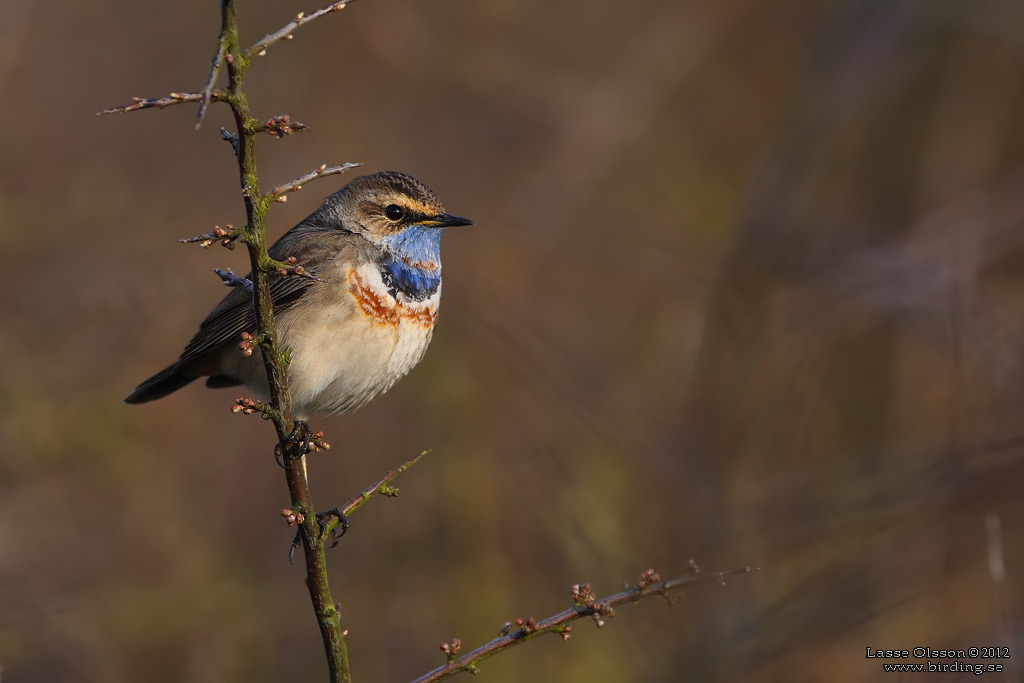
[412,566,756,683]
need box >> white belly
[281,262,439,418]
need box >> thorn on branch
[99,91,221,115]
[214,268,254,293]
[181,224,241,249]
[196,40,227,128]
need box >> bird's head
[314,171,473,243]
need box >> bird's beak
[422,213,474,228]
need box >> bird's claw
[317,507,351,548]
[287,507,351,564]
[289,420,314,457]
[274,420,313,467]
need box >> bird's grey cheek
[352,221,389,241]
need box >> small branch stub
[214,268,254,293]
[221,128,241,156]
[181,224,241,249]
[262,114,310,137]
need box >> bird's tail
[124,363,196,404]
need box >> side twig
[244,0,360,60]
[100,91,220,115]
[268,163,363,202]
[332,450,428,533]
[289,450,430,562]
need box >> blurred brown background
[3,0,1024,681]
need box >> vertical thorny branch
[215,1,351,681]
[103,1,359,680]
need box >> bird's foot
[274,421,329,466]
[289,419,313,454]
[288,507,350,563]
[274,420,309,466]
[316,507,351,547]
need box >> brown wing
[178,271,313,362]
[178,221,352,363]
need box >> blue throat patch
[379,226,443,302]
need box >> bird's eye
[384,204,405,221]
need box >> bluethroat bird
[125,171,473,419]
